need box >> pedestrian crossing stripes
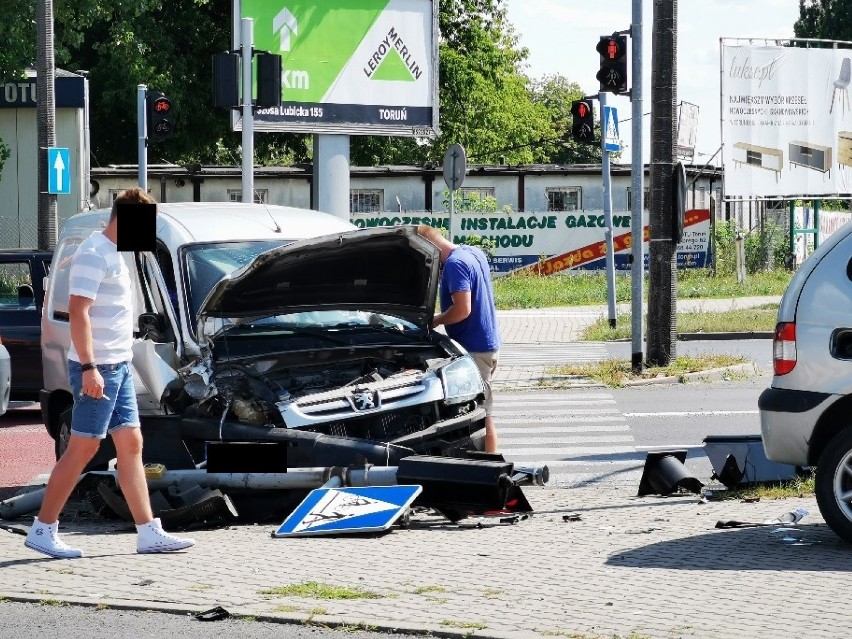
[498,342,607,365]
[492,391,644,487]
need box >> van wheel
[53,406,110,471]
[53,407,73,461]
[815,428,852,544]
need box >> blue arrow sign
[47,147,71,195]
[273,485,422,537]
[603,106,621,153]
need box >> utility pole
[647,0,678,366]
[630,0,645,372]
[37,0,58,250]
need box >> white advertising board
[722,42,852,199]
[350,210,712,274]
[233,0,439,137]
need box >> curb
[620,362,760,386]
[679,331,774,341]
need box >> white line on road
[624,410,759,417]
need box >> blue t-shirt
[439,245,501,353]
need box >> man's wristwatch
[81,362,96,372]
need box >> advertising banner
[721,42,852,199]
[350,210,711,274]
[235,0,439,137]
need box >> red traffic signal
[571,99,595,144]
[146,92,175,142]
[596,36,626,61]
[596,35,628,94]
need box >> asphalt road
[0,599,423,639]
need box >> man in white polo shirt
[25,188,195,559]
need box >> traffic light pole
[630,0,645,372]
[599,91,617,328]
[241,17,255,203]
[137,84,147,191]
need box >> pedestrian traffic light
[596,35,628,94]
[147,92,175,142]
[571,99,595,144]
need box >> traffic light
[596,35,628,94]
[256,52,283,108]
[147,92,175,142]
[571,99,595,144]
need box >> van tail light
[773,322,797,376]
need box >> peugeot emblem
[351,390,376,411]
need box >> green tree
[794,0,852,40]
[0,139,9,177]
[528,74,602,164]
[353,0,553,166]
[1,0,582,170]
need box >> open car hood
[198,226,441,331]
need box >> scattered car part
[703,435,799,488]
[637,450,704,496]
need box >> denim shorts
[68,360,140,439]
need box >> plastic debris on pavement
[715,507,809,529]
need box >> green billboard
[234,0,438,137]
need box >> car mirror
[138,312,166,342]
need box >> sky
[505,0,801,166]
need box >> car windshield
[183,240,288,320]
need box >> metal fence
[0,216,72,249]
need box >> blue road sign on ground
[273,485,422,537]
[47,147,71,194]
[603,106,621,153]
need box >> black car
[0,249,51,401]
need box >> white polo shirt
[67,232,134,365]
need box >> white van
[40,202,486,471]
[759,220,852,543]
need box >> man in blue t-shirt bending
[417,225,501,453]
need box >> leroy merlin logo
[363,26,422,82]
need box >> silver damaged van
[759,220,852,543]
[40,203,487,474]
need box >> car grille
[306,408,430,442]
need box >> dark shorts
[68,360,140,439]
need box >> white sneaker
[136,518,195,554]
[24,518,83,559]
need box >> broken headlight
[439,356,484,405]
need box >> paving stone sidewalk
[0,487,840,639]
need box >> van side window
[49,238,83,321]
[0,262,35,310]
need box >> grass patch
[412,585,446,595]
[708,471,816,501]
[492,270,790,310]
[272,604,301,613]
[38,599,67,607]
[440,619,488,630]
[583,306,778,341]
[258,581,382,600]
[94,603,109,611]
[546,355,749,388]
[188,583,214,592]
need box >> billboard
[233,0,439,137]
[721,41,852,199]
[350,210,712,274]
